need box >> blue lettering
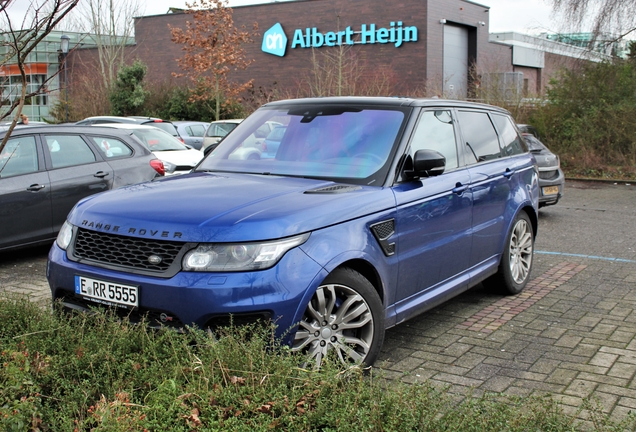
[325,31,336,46]
[345,26,354,45]
[404,26,418,43]
[337,30,346,45]
[311,27,324,47]
[287,22,416,50]
[361,24,376,44]
[291,29,306,48]
[377,28,388,44]
[395,21,403,47]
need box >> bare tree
[68,0,143,91]
[552,0,636,41]
[0,0,79,154]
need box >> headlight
[182,233,310,272]
[56,221,74,250]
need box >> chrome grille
[73,228,185,271]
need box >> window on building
[0,74,48,107]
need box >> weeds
[1,295,634,431]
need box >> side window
[492,114,527,156]
[457,111,501,163]
[187,125,206,137]
[46,135,97,168]
[410,110,458,170]
[88,136,133,158]
[0,135,39,178]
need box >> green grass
[1,294,634,431]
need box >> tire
[292,267,385,368]
[485,211,534,295]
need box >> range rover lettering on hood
[80,220,183,239]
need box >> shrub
[1,295,634,430]
[529,59,636,178]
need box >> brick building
[65,0,605,112]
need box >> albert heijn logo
[262,23,288,57]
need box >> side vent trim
[370,219,396,256]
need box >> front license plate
[75,275,139,308]
[542,186,559,196]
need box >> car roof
[209,119,243,124]
[173,120,210,125]
[3,125,146,136]
[89,123,166,131]
[78,116,175,124]
[263,96,511,114]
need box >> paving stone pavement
[1,180,635,423]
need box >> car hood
[68,172,396,242]
[153,148,203,167]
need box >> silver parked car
[173,121,210,150]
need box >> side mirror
[409,149,446,178]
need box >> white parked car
[93,123,203,175]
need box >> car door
[0,134,53,249]
[184,124,206,149]
[456,110,511,268]
[393,109,473,322]
[42,133,114,233]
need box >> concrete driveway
[2,180,635,422]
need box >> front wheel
[292,267,384,368]
[485,211,534,295]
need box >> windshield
[129,127,188,151]
[197,104,407,185]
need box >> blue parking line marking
[536,250,636,263]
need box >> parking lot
[1,179,636,422]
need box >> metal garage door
[443,24,468,99]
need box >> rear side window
[46,135,96,168]
[457,111,501,163]
[492,114,527,156]
[89,136,133,158]
[185,125,206,137]
[0,135,38,178]
[206,123,237,137]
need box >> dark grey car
[0,126,163,251]
[522,133,564,207]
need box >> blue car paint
[47,97,539,362]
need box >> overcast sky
[5,0,563,35]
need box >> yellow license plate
[542,186,559,196]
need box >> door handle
[94,171,110,178]
[503,168,514,178]
[27,184,45,192]
[452,183,468,194]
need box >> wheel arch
[521,204,538,239]
[333,258,385,304]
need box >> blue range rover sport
[48,97,539,367]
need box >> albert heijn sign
[262,21,418,57]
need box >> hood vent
[305,184,362,194]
